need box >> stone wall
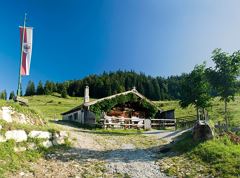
[0,126,68,152]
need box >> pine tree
[44,81,55,95]
[152,79,161,100]
[61,86,68,98]
[36,81,45,95]
[25,81,36,96]
[0,90,7,100]
[9,91,15,100]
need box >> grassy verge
[0,140,71,178]
[159,131,240,177]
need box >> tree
[206,49,240,128]
[36,81,45,95]
[44,81,55,95]
[9,91,15,100]
[61,86,68,98]
[180,63,211,118]
[44,81,51,95]
[25,81,36,96]
[0,90,7,100]
[152,79,161,100]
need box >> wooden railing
[175,115,197,129]
[100,117,176,129]
[150,118,176,128]
[99,116,198,130]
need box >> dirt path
[11,124,173,178]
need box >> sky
[1,0,240,94]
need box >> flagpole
[17,13,27,96]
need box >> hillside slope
[22,94,240,126]
[24,94,83,120]
[155,95,240,126]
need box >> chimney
[84,86,90,103]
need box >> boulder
[17,113,28,124]
[193,120,214,141]
[1,107,13,122]
[27,142,37,150]
[52,131,68,145]
[59,131,68,138]
[28,131,52,139]
[5,130,28,142]
[52,137,65,145]
[14,146,27,152]
[42,140,53,148]
[0,134,6,142]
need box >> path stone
[28,131,52,139]
[5,130,27,142]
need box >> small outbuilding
[61,86,175,127]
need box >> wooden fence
[100,118,176,129]
[99,115,198,130]
[150,118,176,128]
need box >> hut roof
[61,88,161,115]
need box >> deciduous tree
[206,49,240,128]
[180,63,211,118]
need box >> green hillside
[155,95,240,126]
[20,94,240,127]
[24,94,83,120]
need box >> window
[74,113,78,120]
[68,115,73,120]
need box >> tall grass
[170,132,240,177]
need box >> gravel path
[10,123,174,178]
[105,143,167,178]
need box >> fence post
[144,119,151,130]
[175,119,177,130]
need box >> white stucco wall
[62,109,85,124]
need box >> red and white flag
[20,26,33,76]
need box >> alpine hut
[61,86,175,127]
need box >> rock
[52,137,65,145]
[27,142,37,150]
[28,131,52,139]
[193,120,214,141]
[18,113,28,124]
[1,106,13,122]
[42,140,53,148]
[59,131,68,138]
[5,130,27,142]
[0,134,6,142]
[19,172,25,176]
[52,131,68,145]
[14,146,27,152]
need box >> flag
[20,26,33,76]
